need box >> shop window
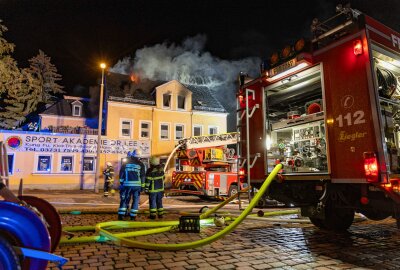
[83,156,95,172]
[163,93,171,108]
[175,124,184,140]
[193,125,202,136]
[160,123,170,140]
[60,156,73,172]
[120,119,132,138]
[140,121,151,139]
[177,95,186,110]
[37,155,52,173]
[7,153,14,175]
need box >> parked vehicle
[237,5,400,230]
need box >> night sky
[0,0,399,95]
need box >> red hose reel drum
[307,102,322,114]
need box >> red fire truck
[237,5,400,230]
[170,132,244,198]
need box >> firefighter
[118,148,146,220]
[145,156,165,219]
[103,162,114,197]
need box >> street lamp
[95,62,106,193]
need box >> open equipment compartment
[265,64,328,174]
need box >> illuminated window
[140,121,151,139]
[83,157,95,172]
[8,153,14,175]
[175,124,185,140]
[177,95,186,110]
[36,155,52,173]
[163,93,171,108]
[160,123,170,140]
[60,156,73,172]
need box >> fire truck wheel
[309,217,326,229]
[324,207,355,231]
[0,235,21,270]
[228,185,238,197]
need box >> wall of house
[0,81,227,190]
[0,130,148,190]
[106,80,227,187]
[40,115,88,129]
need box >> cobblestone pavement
[22,191,400,270]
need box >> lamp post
[95,62,106,193]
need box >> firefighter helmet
[130,148,142,157]
[150,156,160,166]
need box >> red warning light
[353,39,363,55]
[363,152,378,182]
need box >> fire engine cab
[170,132,243,198]
[237,5,400,230]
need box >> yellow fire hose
[92,164,282,250]
[60,184,251,244]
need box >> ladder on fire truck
[236,85,261,210]
[178,132,239,150]
[163,132,239,174]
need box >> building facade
[1,73,228,190]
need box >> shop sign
[3,133,150,156]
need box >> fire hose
[61,164,283,250]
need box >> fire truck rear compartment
[265,65,328,175]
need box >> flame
[130,73,140,83]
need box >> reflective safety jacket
[119,157,146,188]
[145,165,165,193]
[103,167,114,182]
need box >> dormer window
[71,101,83,117]
[163,93,171,108]
[177,95,186,110]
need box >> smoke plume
[110,34,262,131]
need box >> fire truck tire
[324,207,355,231]
[0,235,21,270]
[228,185,238,197]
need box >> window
[7,153,14,175]
[175,158,182,171]
[193,125,203,136]
[37,155,52,173]
[175,124,185,140]
[160,123,170,140]
[163,93,171,108]
[139,121,151,139]
[120,119,132,138]
[177,95,186,110]
[83,157,95,172]
[72,105,82,116]
[160,158,167,166]
[60,156,73,172]
[209,126,218,135]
